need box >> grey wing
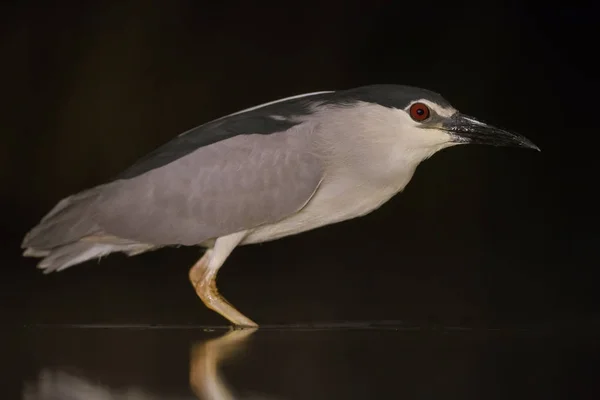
[93,126,324,246]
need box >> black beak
[442,113,540,151]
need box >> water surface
[8,321,599,399]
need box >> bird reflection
[190,327,259,400]
[23,368,176,400]
[23,328,272,400]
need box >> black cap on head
[323,84,452,110]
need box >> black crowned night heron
[22,84,539,327]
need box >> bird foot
[189,252,258,328]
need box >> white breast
[242,166,414,245]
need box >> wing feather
[94,124,323,246]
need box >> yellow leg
[188,238,258,328]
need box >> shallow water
[7,321,599,399]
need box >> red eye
[409,102,430,122]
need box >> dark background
[1,1,598,328]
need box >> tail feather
[35,242,116,274]
[22,185,117,273]
[23,248,51,257]
[23,185,157,273]
[22,187,102,251]
[32,241,157,273]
